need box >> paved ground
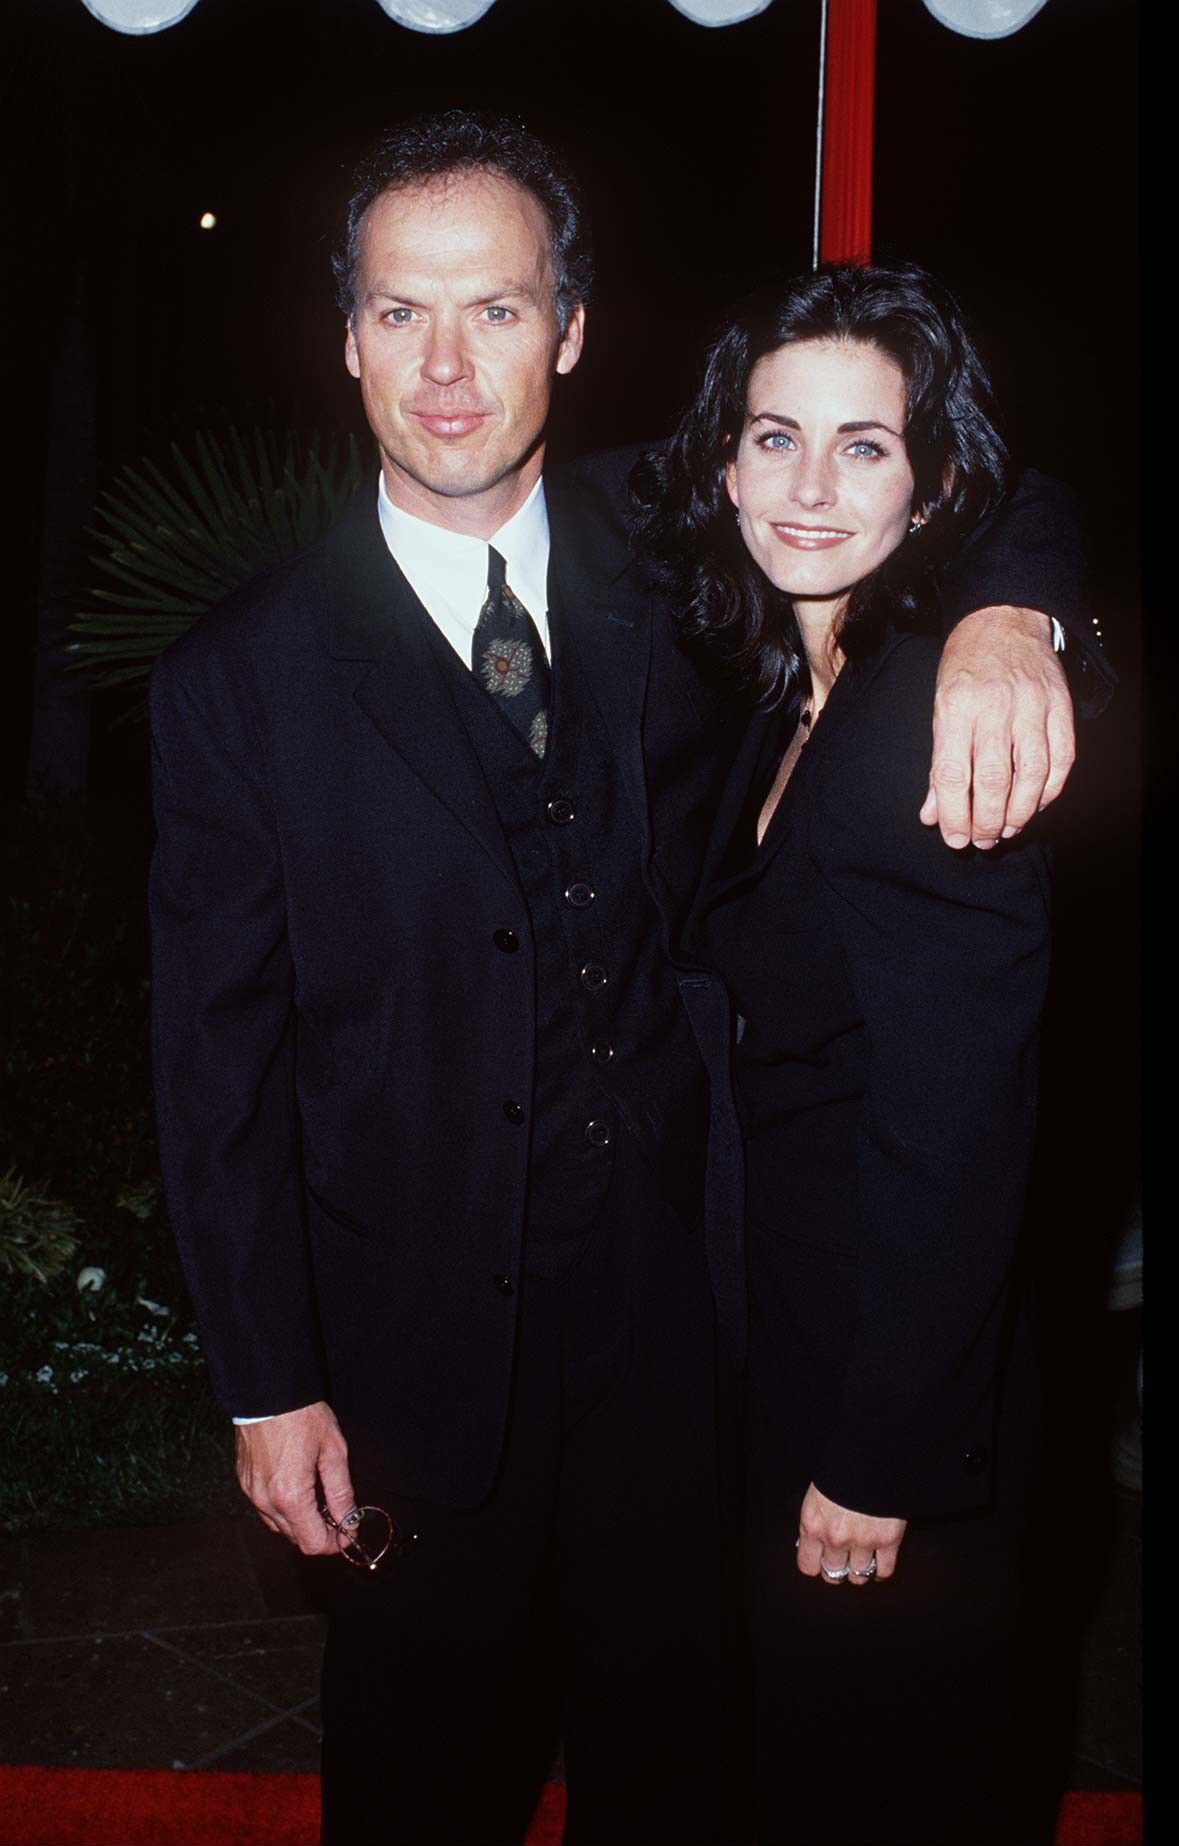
[0,1482,1140,1793]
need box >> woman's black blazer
[689,630,1054,1519]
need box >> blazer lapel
[544,472,654,849]
[680,702,778,950]
[731,629,918,888]
[322,493,518,888]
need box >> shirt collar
[376,471,551,637]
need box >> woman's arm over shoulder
[806,635,1052,1517]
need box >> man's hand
[235,1401,356,1556]
[796,1482,907,1588]
[920,606,1075,849]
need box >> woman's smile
[769,522,855,549]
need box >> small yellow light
[199,211,217,231]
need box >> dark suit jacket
[148,449,1106,1509]
[148,451,743,1507]
[688,630,1053,1520]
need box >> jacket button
[590,1041,614,1066]
[564,881,595,909]
[585,1119,613,1148]
[503,1100,525,1124]
[962,1445,990,1475]
[546,796,576,826]
[492,1274,514,1295]
[493,928,519,953]
[580,961,608,991]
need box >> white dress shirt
[376,470,552,659]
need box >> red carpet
[0,1768,1140,1845]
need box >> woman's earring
[908,510,926,535]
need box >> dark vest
[421,580,710,1276]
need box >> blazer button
[962,1445,990,1475]
[564,881,595,909]
[492,1274,514,1296]
[546,796,576,826]
[585,1119,613,1148]
[580,961,608,991]
[590,1041,614,1066]
[493,928,520,953]
[503,1100,525,1124]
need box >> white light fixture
[665,0,774,23]
[81,0,200,33]
[372,0,498,31]
[199,211,217,230]
[922,0,1050,39]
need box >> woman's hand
[796,1482,907,1588]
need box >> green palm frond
[71,426,365,696]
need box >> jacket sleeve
[807,641,1052,1518]
[938,468,1116,718]
[149,642,328,1417]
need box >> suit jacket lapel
[680,702,777,949]
[544,472,654,849]
[322,493,518,888]
[713,630,916,892]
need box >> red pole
[817,0,877,265]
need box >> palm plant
[70,426,365,696]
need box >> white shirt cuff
[1051,617,1066,653]
[232,1414,277,1425]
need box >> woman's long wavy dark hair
[632,261,1010,704]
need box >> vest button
[493,929,520,953]
[962,1445,990,1475]
[580,962,608,991]
[564,881,595,909]
[492,1274,514,1296]
[590,1041,614,1066]
[585,1119,613,1148]
[546,796,576,826]
[502,1100,525,1124]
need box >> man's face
[344,170,584,533]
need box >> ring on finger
[819,1559,851,1582]
[849,1554,878,1580]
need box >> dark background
[3,0,1140,1362]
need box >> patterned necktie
[470,545,551,759]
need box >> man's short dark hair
[333,109,593,333]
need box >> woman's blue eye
[760,432,795,451]
[848,440,885,458]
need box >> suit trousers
[745,1311,1046,1846]
[320,1138,738,1846]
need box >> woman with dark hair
[637,263,1057,1845]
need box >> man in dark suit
[149,111,1106,1845]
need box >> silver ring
[820,1559,851,1581]
[849,1555,878,1579]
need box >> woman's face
[725,338,917,608]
